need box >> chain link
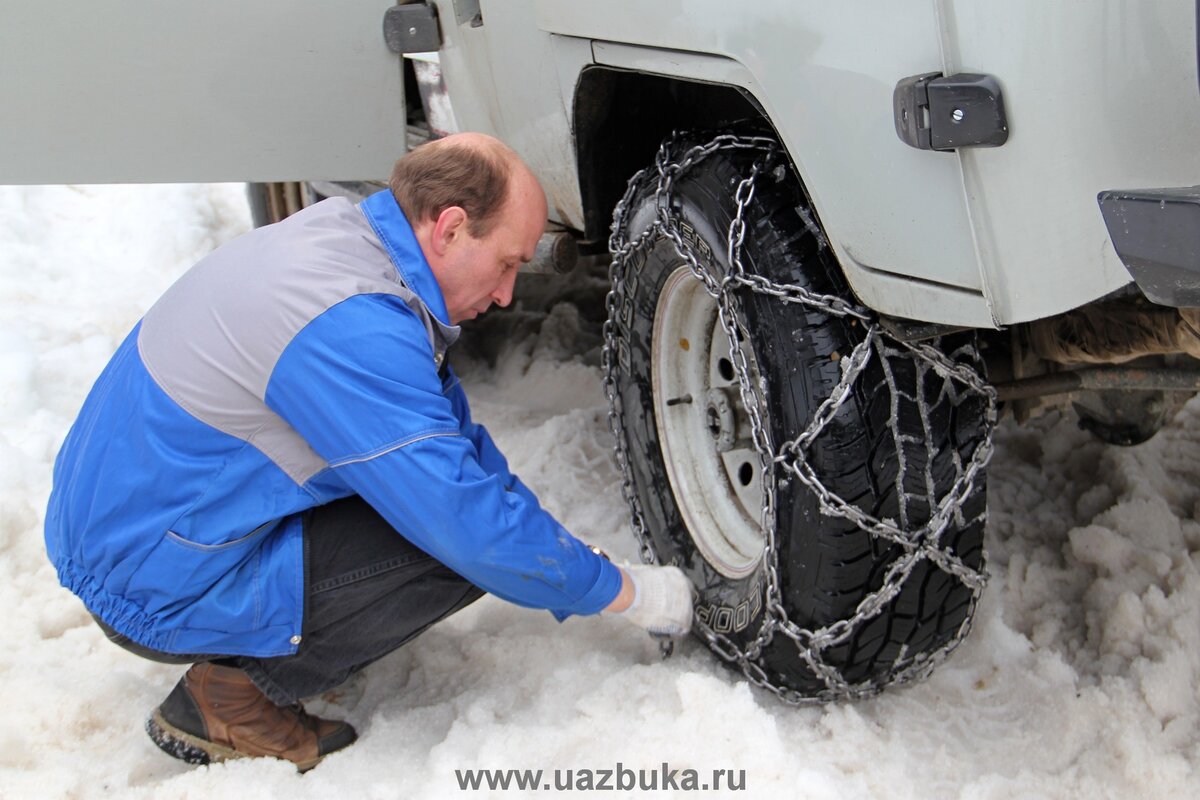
[602,133,998,704]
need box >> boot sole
[146,710,324,772]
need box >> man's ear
[430,206,469,257]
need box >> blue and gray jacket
[44,189,622,658]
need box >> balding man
[44,133,693,771]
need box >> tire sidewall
[613,158,809,646]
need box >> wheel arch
[566,48,998,328]
[571,65,789,244]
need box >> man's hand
[603,565,693,637]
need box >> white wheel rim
[651,266,765,579]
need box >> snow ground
[1,183,1198,799]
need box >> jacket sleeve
[263,294,621,618]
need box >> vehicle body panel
[432,0,586,230]
[581,39,996,327]
[2,0,1197,328]
[946,0,1200,323]
[0,1,406,184]
[534,0,990,309]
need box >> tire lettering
[677,220,714,260]
[695,579,763,633]
[734,602,749,631]
[626,269,640,295]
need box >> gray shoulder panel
[139,198,439,485]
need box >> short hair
[389,138,512,238]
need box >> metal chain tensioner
[601,133,998,704]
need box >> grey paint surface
[432,0,587,230]
[534,0,988,302]
[946,0,1200,324]
[530,0,1200,325]
[0,1,406,184]
[4,0,1198,328]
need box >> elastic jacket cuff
[550,557,624,621]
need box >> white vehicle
[4,0,1199,702]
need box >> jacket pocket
[165,519,276,552]
[125,522,278,631]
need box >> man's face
[439,176,546,324]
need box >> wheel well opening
[573,67,769,244]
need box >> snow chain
[601,134,998,704]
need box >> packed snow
[1,183,1197,798]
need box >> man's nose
[493,273,517,307]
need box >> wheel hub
[704,388,742,452]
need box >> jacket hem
[55,558,299,659]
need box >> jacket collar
[360,189,455,330]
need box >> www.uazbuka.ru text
[455,763,746,792]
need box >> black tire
[611,137,989,696]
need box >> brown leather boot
[146,662,357,771]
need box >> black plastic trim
[894,73,1009,151]
[383,4,442,54]
[1098,186,1200,307]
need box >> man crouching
[45,133,692,770]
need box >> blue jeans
[97,496,485,706]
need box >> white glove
[607,564,694,637]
